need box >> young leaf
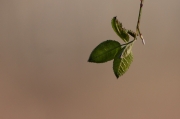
[113,50,133,78]
[111,17,129,43]
[120,42,133,58]
[88,40,121,63]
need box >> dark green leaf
[113,50,133,78]
[111,17,129,43]
[88,40,121,63]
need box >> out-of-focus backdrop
[1,0,180,119]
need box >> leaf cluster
[88,17,136,78]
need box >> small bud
[128,30,136,38]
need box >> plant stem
[136,0,145,45]
[121,39,135,46]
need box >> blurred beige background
[1,0,180,119]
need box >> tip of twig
[142,39,145,45]
[140,34,145,45]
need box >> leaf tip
[88,57,93,62]
[115,74,119,79]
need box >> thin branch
[136,0,145,45]
[121,39,135,46]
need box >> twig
[136,0,145,45]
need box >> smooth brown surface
[1,0,180,119]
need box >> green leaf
[111,17,129,43]
[113,50,133,78]
[120,42,133,58]
[88,40,121,63]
